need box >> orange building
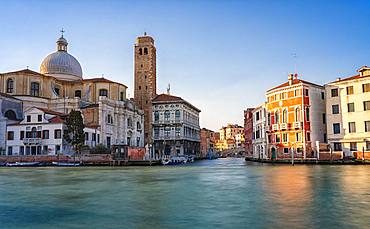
[266,74,326,159]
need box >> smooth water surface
[1,158,369,228]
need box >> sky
[1,0,370,131]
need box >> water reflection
[0,159,369,229]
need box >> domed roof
[40,35,83,80]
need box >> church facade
[0,34,144,155]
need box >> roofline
[152,99,201,112]
[266,80,323,93]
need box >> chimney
[336,77,341,81]
[294,73,298,80]
[288,74,294,85]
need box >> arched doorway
[271,147,277,160]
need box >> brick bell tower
[134,32,157,145]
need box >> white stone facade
[325,67,370,156]
[252,103,268,159]
[152,94,200,158]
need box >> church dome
[40,34,83,81]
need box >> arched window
[75,90,81,98]
[295,107,301,122]
[6,79,14,93]
[127,118,132,127]
[175,110,180,120]
[164,110,170,121]
[282,109,288,123]
[139,48,142,55]
[274,110,280,124]
[267,112,271,125]
[31,127,37,138]
[99,89,108,97]
[144,48,148,55]
[137,122,141,130]
[4,110,17,120]
[30,82,40,96]
[154,111,159,121]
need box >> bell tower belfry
[134,33,157,145]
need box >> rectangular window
[8,146,12,155]
[350,142,357,151]
[331,88,338,97]
[304,89,309,96]
[346,86,354,95]
[27,115,31,122]
[323,133,327,143]
[43,145,48,153]
[284,148,289,154]
[120,92,124,101]
[92,133,96,141]
[7,131,14,140]
[332,104,339,114]
[363,83,370,92]
[282,133,288,143]
[296,133,301,142]
[307,132,311,141]
[364,101,370,111]
[55,145,61,153]
[365,121,370,132]
[30,82,40,97]
[322,113,326,124]
[38,115,42,122]
[321,92,325,100]
[334,142,342,151]
[20,131,24,140]
[275,134,281,143]
[42,130,49,139]
[347,103,355,112]
[85,133,89,141]
[348,122,356,133]
[333,123,340,134]
[54,129,62,139]
[367,141,370,151]
[20,146,24,155]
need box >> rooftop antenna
[167,83,171,95]
[60,28,65,38]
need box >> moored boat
[52,162,80,166]
[6,162,40,167]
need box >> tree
[63,110,85,155]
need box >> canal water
[0,158,369,228]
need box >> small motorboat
[52,162,80,167]
[162,156,188,165]
[161,158,171,165]
[6,162,40,167]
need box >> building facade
[265,74,326,159]
[244,108,254,157]
[216,124,244,151]
[134,33,157,145]
[1,34,144,155]
[325,66,370,158]
[152,94,200,158]
[252,103,268,159]
[200,128,216,158]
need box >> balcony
[280,123,287,130]
[23,138,42,145]
[272,124,279,131]
[293,122,302,129]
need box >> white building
[1,34,144,154]
[152,93,201,158]
[252,103,268,159]
[325,66,370,157]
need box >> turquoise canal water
[1,158,370,229]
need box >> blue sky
[1,0,370,130]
